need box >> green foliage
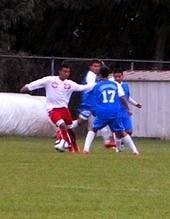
[0,0,170,59]
[0,56,51,92]
[0,0,170,93]
[0,0,36,51]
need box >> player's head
[112,68,124,83]
[98,66,109,80]
[89,59,103,74]
[57,64,70,80]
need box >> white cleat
[115,147,122,153]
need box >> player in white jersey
[20,64,92,153]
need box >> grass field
[0,136,170,219]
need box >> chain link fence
[0,54,170,118]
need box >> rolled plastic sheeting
[0,93,56,136]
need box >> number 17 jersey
[92,80,125,119]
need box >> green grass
[0,136,170,219]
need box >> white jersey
[86,70,96,85]
[109,77,125,97]
[26,76,92,111]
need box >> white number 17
[102,90,115,103]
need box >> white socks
[83,130,96,152]
[99,126,111,144]
[115,137,122,152]
[83,131,139,154]
[121,135,139,153]
[72,120,79,129]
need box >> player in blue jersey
[111,68,142,152]
[83,66,139,156]
[112,68,142,134]
[72,59,116,148]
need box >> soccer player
[111,68,142,152]
[72,59,116,148]
[20,63,92,153]
[83,66,139,156]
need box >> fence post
[130,61,134,71]
[51,58,55,75]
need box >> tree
[0,0,36,52]
[0,0,170,60]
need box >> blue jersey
[79,71,98,112]
[120,81,130,113]
[92,80,121,120]
[120,81,132,132]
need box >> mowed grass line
[0,136,169,219]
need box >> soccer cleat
[105,140,116,149]
[115,147,122,153]
[82,150,89,155]
[133,152,140,156]
[72,144,80,152]
[68,146,76,153]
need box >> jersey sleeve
[109,77,114,82]
[126,83,130,97]
[26,77,50,91]
[70,80,94,92]
[128,96,138,106]
[86,71,96,85]
[117,82,125,97]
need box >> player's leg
[62,108,81,153]
[67,127,80,153]
[86,114,116,148]
[83,129,97,154]
[123,113,133,135]
[108,116,124,152]
[83,117,106,154]
[48,108,72,149]
[92,114,115,148]
[72,117,86,128]
[116,114,133,151]
[71,110,91,128]
[116,132,139,155]
[109,117,139,156]
[82,114,96,153]
[99,126,116,148]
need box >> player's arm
[117,83,132,115]
[20,85,29,93]
[77,71,96,92]
[128,97,142,108]
[120,96,132,115]
[70,80,95,92]
[20,77,49,93]
[126,84,142,108]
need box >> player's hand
[136,103,142,108]
[128,109,133,116]
[20,85,29,93]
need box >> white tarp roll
[0,93,56,136]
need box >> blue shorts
[77,106,96,120]
[121,111,132,133]
[92,116,125,132]
[79,110,92,120]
